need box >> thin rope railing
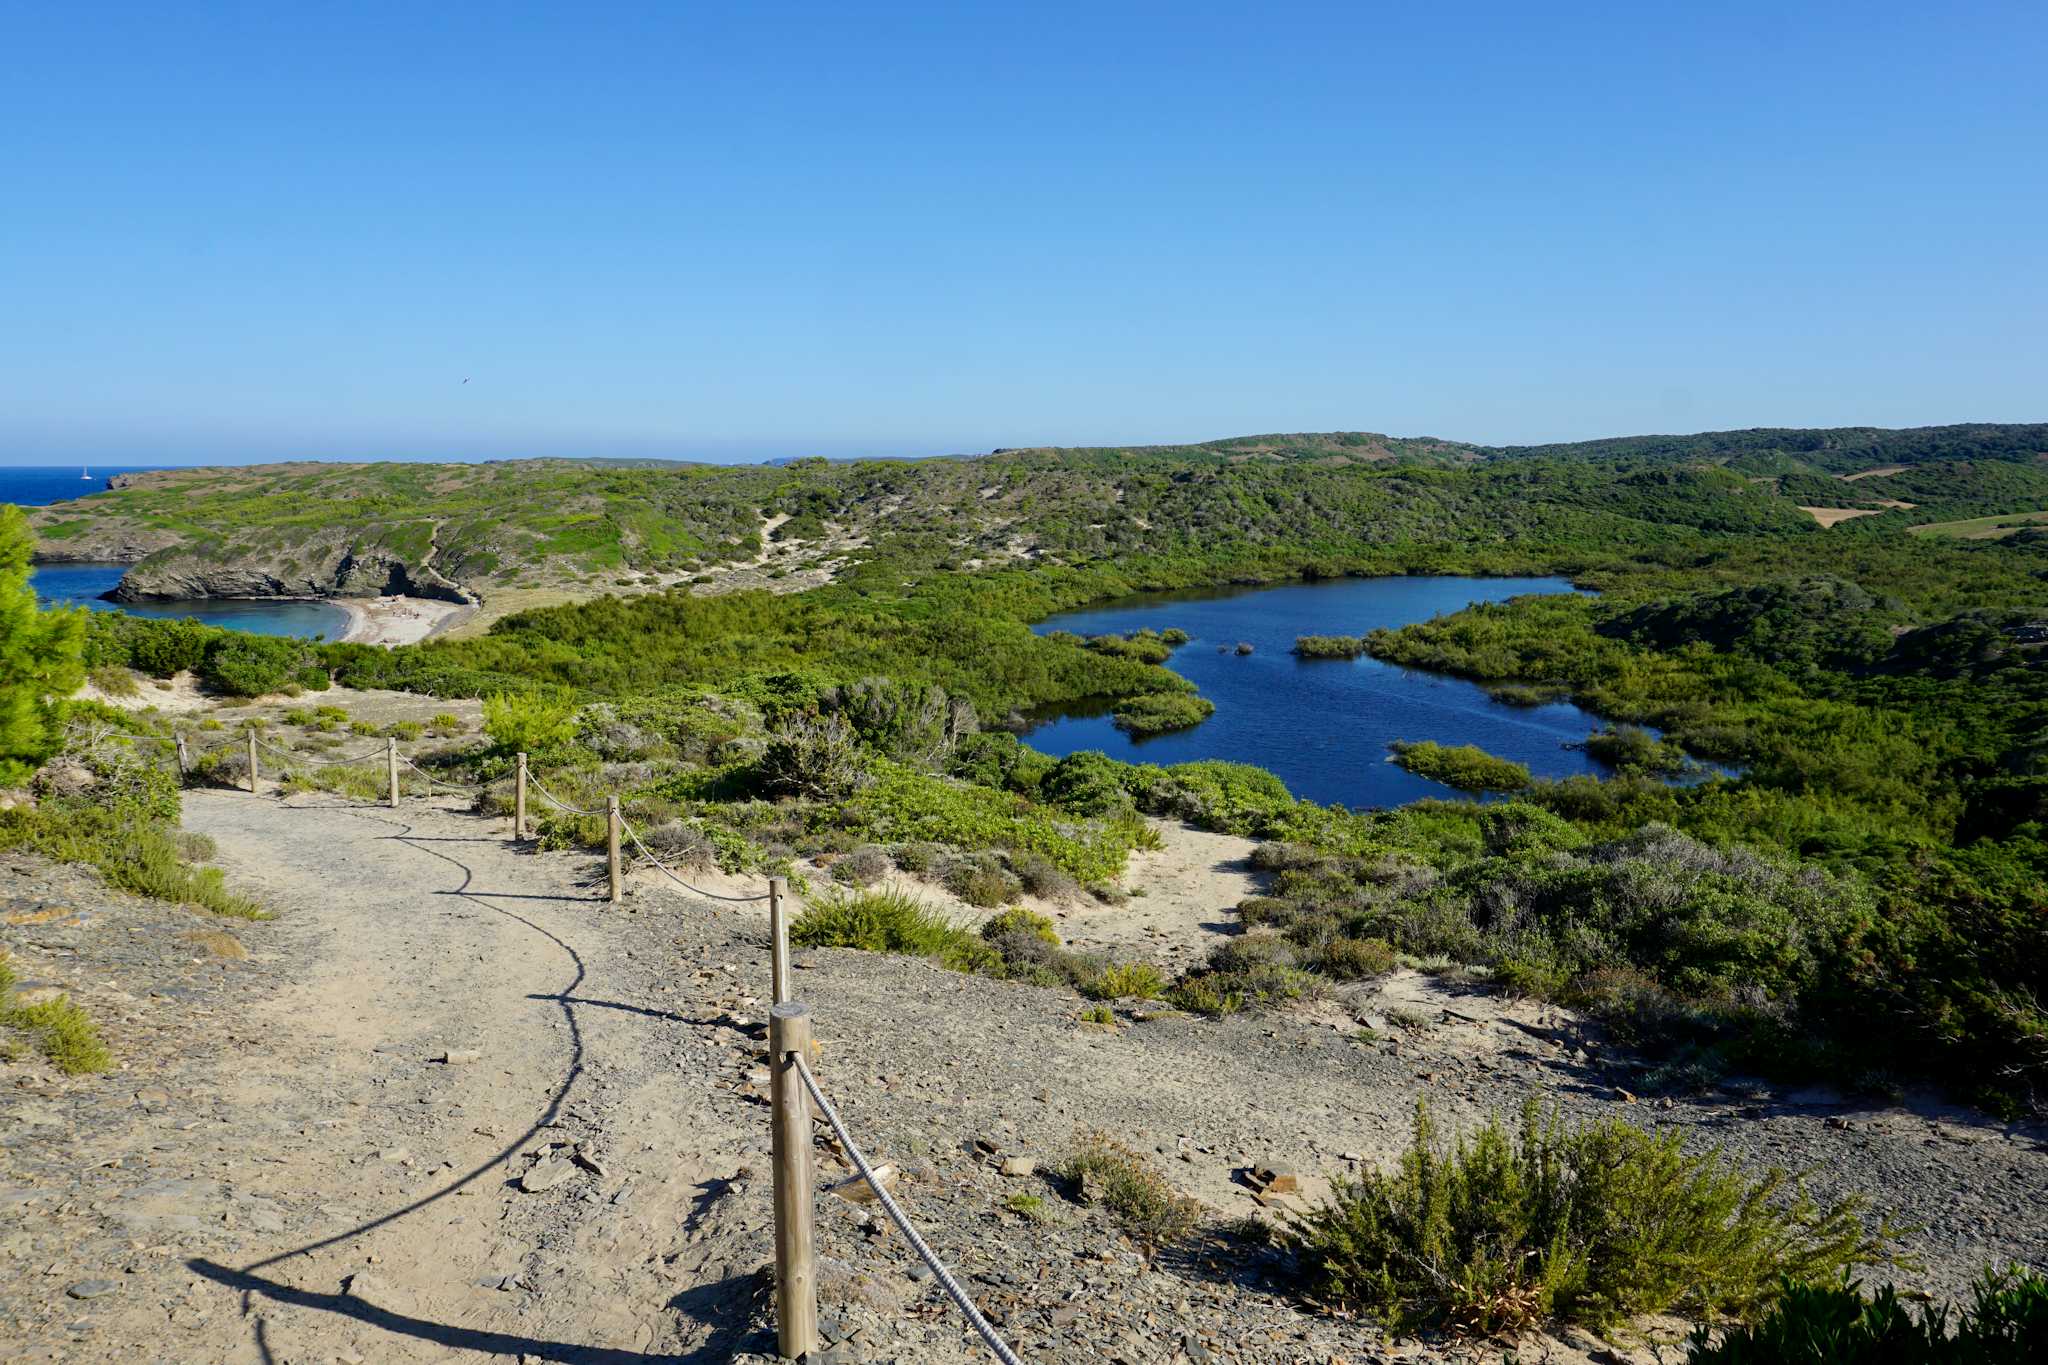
[397,754,487,794]
[618,814,772,903]
[526,772,606,817]
[793,1055,1024,1365]
[254,736,390,767]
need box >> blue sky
[2,1,2043,464]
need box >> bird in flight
[462,378,470,384]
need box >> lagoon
[1026,576,1622,808]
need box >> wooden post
[606,795,622,904]
[175,733,190,780]
[386,737,401,808]
[769,1002,818,1359]
[247,730,259,794]
[769,876,791,1005]
[513,751,528,839]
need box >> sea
[6,465,348,639]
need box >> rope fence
[796,1053,1025,1365]
[111,728,1021,1361]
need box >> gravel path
[4,789,2044,1364]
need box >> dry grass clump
[1061,1129,1201,1251]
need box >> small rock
[998,1157,1037,1178]
[67,1279,119,1300]
[826,1164,897,1205]
[520,1158,576,1193]
[434,1049,483,1065]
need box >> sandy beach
[335,594,474,646]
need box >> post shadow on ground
[191,1257,773,1364]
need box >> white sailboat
[81,466,92,481]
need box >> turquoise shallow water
[1025,576,1632,809]
[28,563,350,640]
[9,465,347,640]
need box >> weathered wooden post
[513,751,528,839]
[175,733,190,780]
[769,1001,818,1359]
[246,730,259,794]
[386,737,401,808]
[769,876,791,1005]
[606,795,623,904]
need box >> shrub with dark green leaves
[1388,739,1531,793]
[1289,1100,1889,1336]
[790,888,995,972]
[199,635,311,698]
[1041,750,1130,816]
[1685,1268,2048,1364]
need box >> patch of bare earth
[1798,505,1884,527]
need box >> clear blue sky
[3,1,2043,465]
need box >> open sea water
[6,465,347,639]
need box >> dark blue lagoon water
[7,466,347,640]
[1026,576,1621,808]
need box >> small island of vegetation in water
[1387,738,1533,792]
[1292,633,1368,658]
[1110,691,1215,736]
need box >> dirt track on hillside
[5,790,2046,1363]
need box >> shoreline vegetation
[12,424,2048,1352]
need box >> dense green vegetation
[0,506,84,783]
[1293,634,1368,658]
[1386,739,1532,792]
[1686,1269,2048,1363]
[24,421,2048,1115]
[1289,1100,1886,1336]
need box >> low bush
[88,664,140,697]
[201,635,313,697]
[830,843,892,887]
[1289,1099,1889,1336]
[946,857,1021,908]
[1112,692,1215,736]
[1293,635,1368,659]
[1086,961,1166,1001]
[1585,725,1693,776]
[981,906,1060,947]
[0,803,267,920]
[1685,1267,2048,1363]
[1061,1129,1201,1251]
[1387,740,1531,793]
[427,711,464,737]
[789,889,995,973]
[1014,851,1082,901]
[482,692,578,755]
[2,990,111,1073]
[758,711,871,800]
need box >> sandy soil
[9,788,2045,1363]
[336,596,475,646]
[1047,819,1262,973]
[1838,465,1908,481]
[1797,505,1885,527]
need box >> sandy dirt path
[18,790,768,1364]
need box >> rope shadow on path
[187,801,693,1360]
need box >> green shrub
[0,508,86,783]
[1293,635,1368,658]
[829,844,892,886]
[790,888,996,973]
[1387,740,1532,793]
[1166,977,1243,1016]
[0,804,267,920]
[1685,1267,2048,1363]
[981,907,1060,946]
[1014,851,1082,901]
[1112,692,1215,736]
[427,711,464,737]
[88,664,139,697]
[1585,725,1694,775]
[1061,1130,1201,1251]
[758,711,870,799]
[1086,961,1165,1001]
[946,859,1021,908]
[199,634,307,697]
[1,993,111,1074]
[1315,936,1396,979]
[386,719,425,741]
[482,691,579,754]
[1289,1099,1889,1336]
[1041,750,1132,816]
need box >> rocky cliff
[108,549,476,605]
